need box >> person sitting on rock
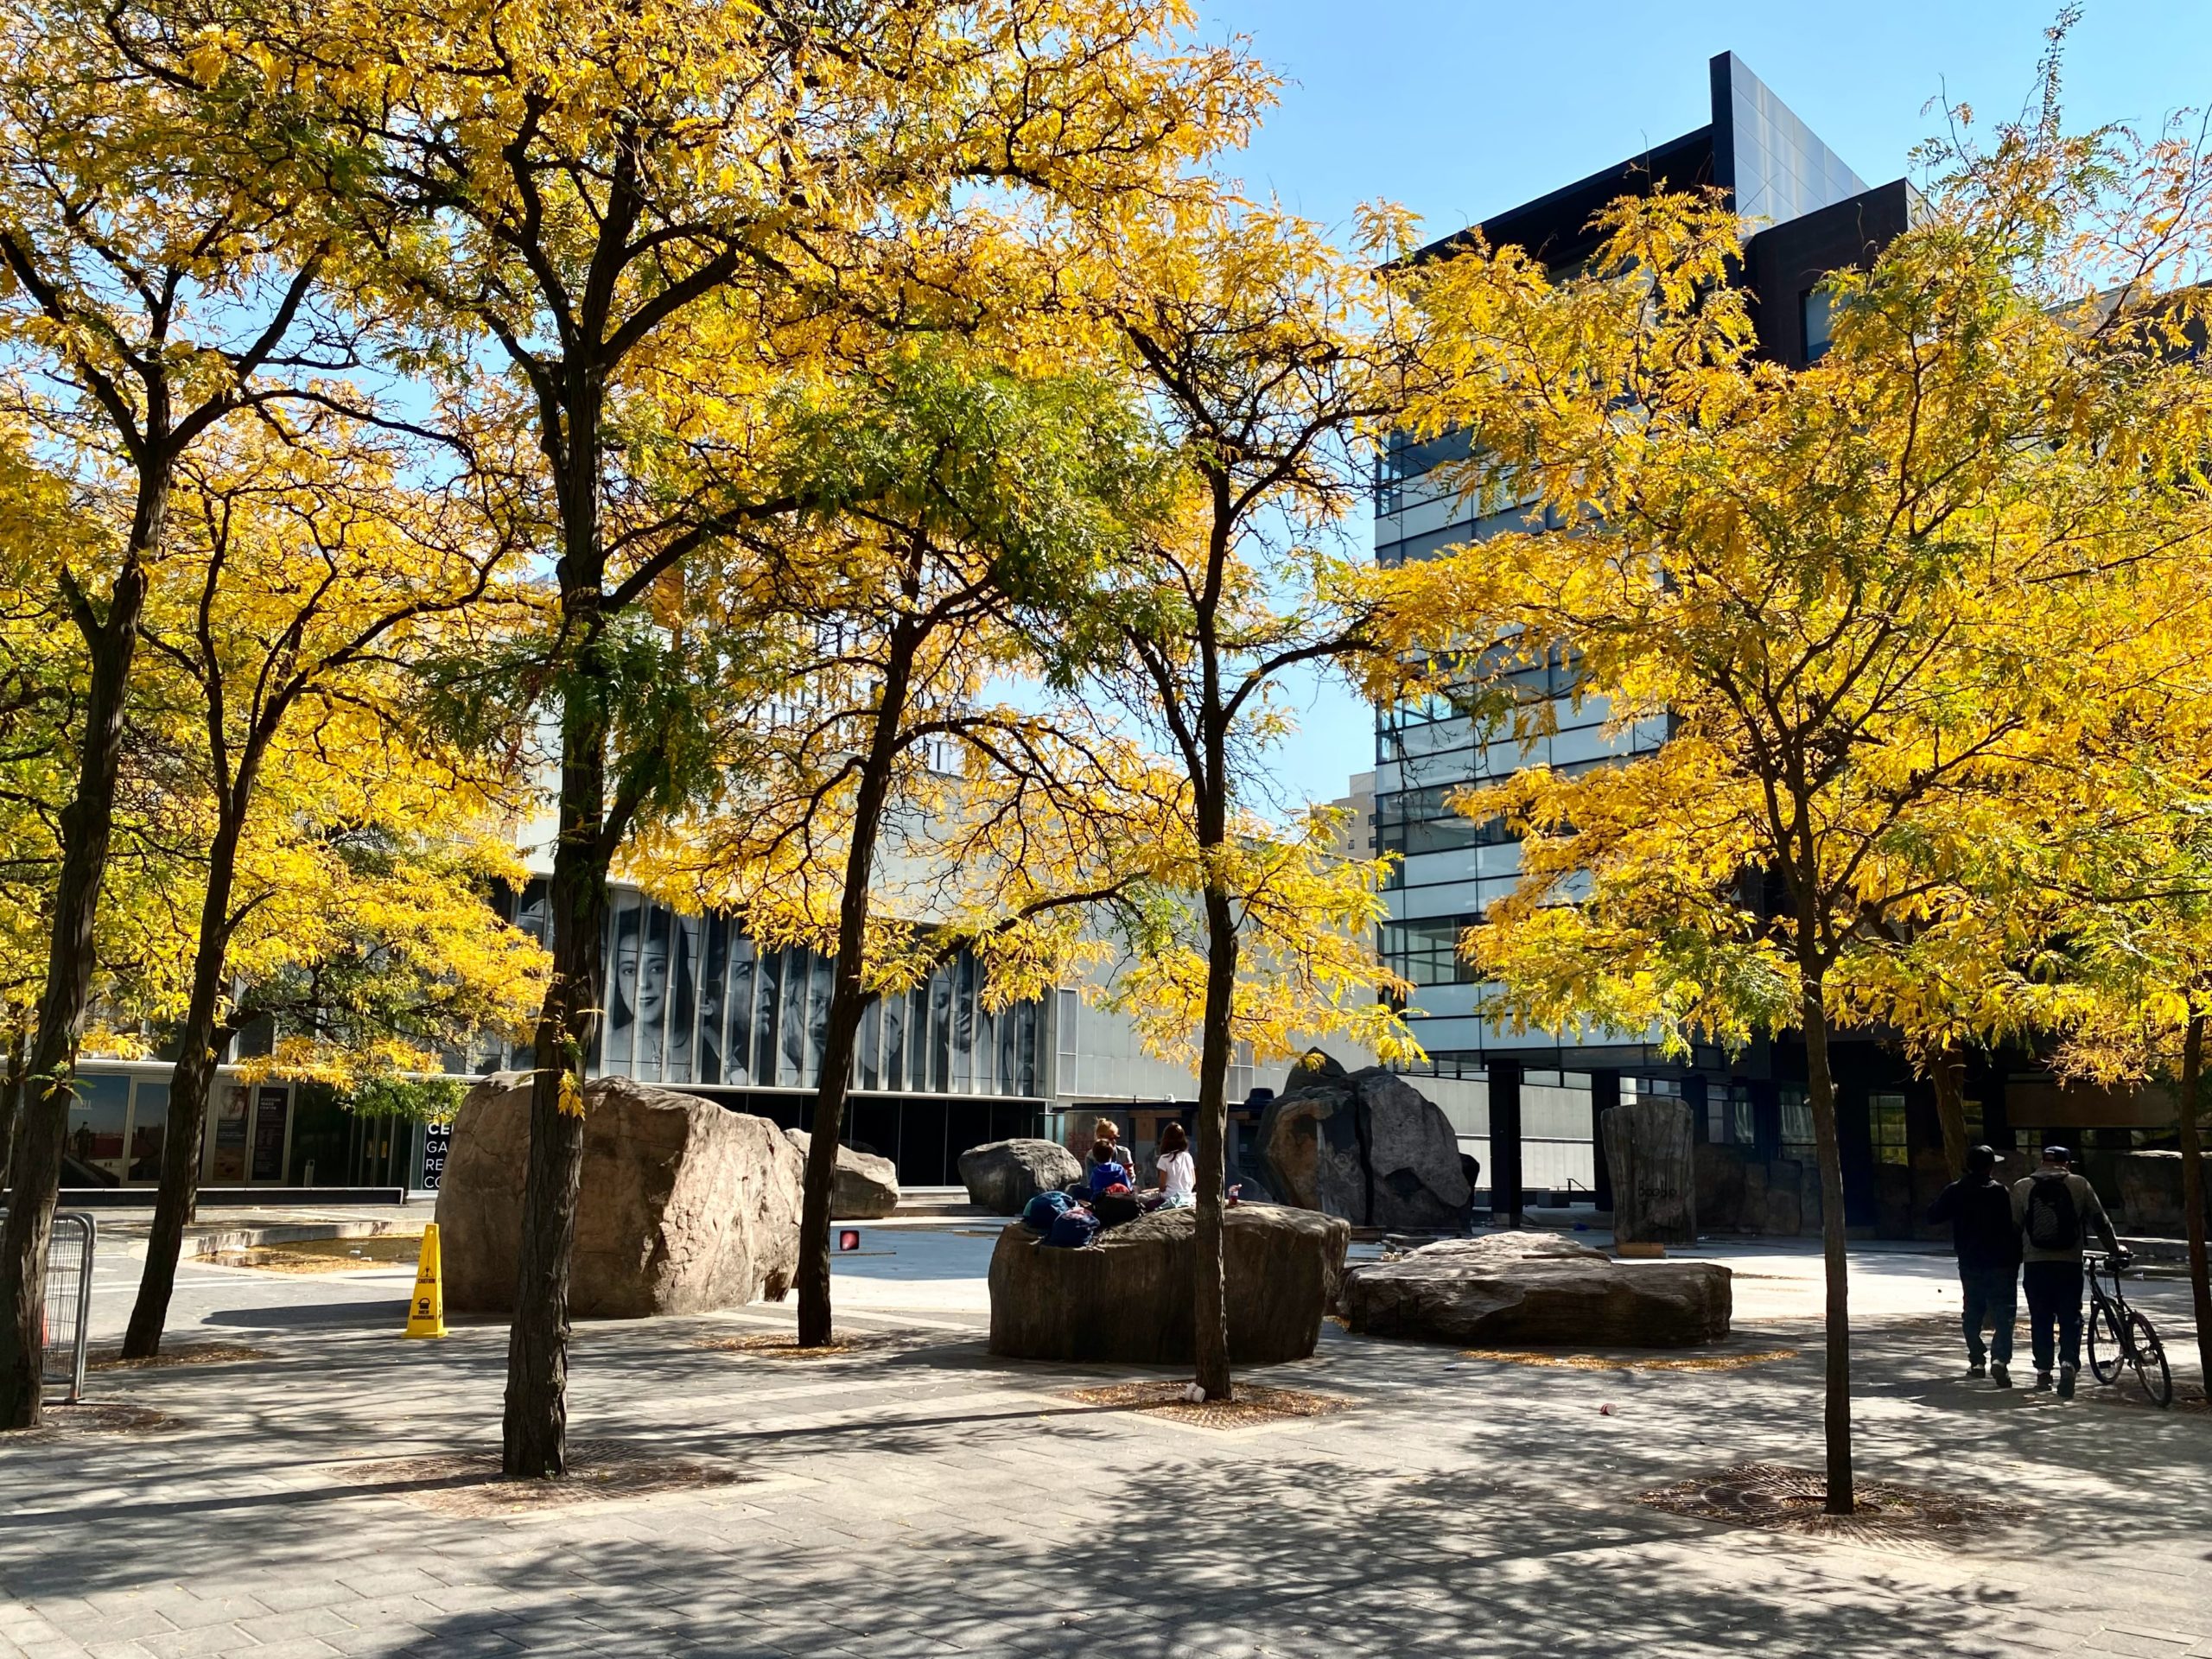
[1154,1122,1196,1211]
[1084,1117,1137,1181]
[1089,1155,1133,1198]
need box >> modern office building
[1373,52,2176,1235]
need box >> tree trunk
[0,542,155,1429]
[796,632,913,1347]
[501,669,612,1478]
[2178,1011,2211,1398]
[0,1022,24,1192]
[1929,1046,1970,1179]
[122,813,247,1359]
[796,957,870,1349]
[1192,881,1237,1402]
[1802,986,1854,1515]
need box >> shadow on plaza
[6,1294,2210,1655]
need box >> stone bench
[988,1205,1349,1365]
[1341,1232,1732,1347]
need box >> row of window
[491,882,1046,1098]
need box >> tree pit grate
[91,1342,272,1371]
[1063,1381,1354,1429]
[366,1439,753,1517]
[2,1402,183,1440]
[694,1330,928,1359]
[1461,1347,1799,1373]
[1641,1462,2022,1554]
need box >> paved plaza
[3,1220,2209,1658]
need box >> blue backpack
[1022,1190,1077,1233]
[1045,1208,1100,1249]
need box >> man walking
[1925,1145,2019,1385]
[2012,1145,2120,1399]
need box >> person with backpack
[1924,1145,2020,1385]
[2012,1144,2120,1398]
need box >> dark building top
[1414,53,1902,369]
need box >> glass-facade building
[1375,54,1951,1230]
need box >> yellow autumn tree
[1065,198,1425,1401]
[1378,79,2212,1508]
[142,0,1271,1472]
[633,338,1188,1347]
[116,411,543,1358]
[0,0,376,1426]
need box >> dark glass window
[1802,288,1835,361]
[1870,1093,1910,1167]
[1379,915,1482,986]
[1375,784,1516,859]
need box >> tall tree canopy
[1378,73,2212,1509]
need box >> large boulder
[958,1138,1084,1215]
[1341,1231,1732,1348]
[785,1130,899,1219]
[436,1074,802,1318]
[2117,1150,2211,1238]
[1602,1097,1698,1245]
[1257,1052,1469,1231]
[988,1205,1350,1365]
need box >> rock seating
[435,1074,802,1318]
[1340,1231,1732,1347]
[988,1205,1349,1364]
[785,1129,900,1219]
[1257,1051,1469,1232]
[958,1137,1084,1215]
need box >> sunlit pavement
[3,1222,2207,1658]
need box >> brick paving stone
[7,1235,2211,1659]
[131,1628,247,1659]
[2084,1633,2201,1657]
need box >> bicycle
[2084,1249,2172,1408]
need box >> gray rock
[1257,1051,1470,1231]
[2117,1150,2212,1239]
[957,1137,1084,1215]
[1602,1098,1698,1245]
[988,1204,1349,1364]
[1341,1230,1732,1347]
[785,1129,900,1219]
[435,1075,802,1318]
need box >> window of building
[1374,784,1517,860]
[1379,915,1482,987]
[1870,1092,1910,1166]
[1802,287,1836,361]
[1779,1084,1815,1163]
[1708,1084,1755,1147]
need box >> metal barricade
[0,1209,96,1402]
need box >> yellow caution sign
[404,1224,446,1338]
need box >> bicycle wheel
[2126,1311,2173,1408]
[2087,1298,2124,1385]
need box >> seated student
[1079,1123,1132,1185]
[1154,1122,1196,1211]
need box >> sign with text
[421,1121,454,1192]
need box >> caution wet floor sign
[404,1223,446,1339]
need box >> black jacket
[1926,1176,2022,1272]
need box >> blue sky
[1211,0,2212,808]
